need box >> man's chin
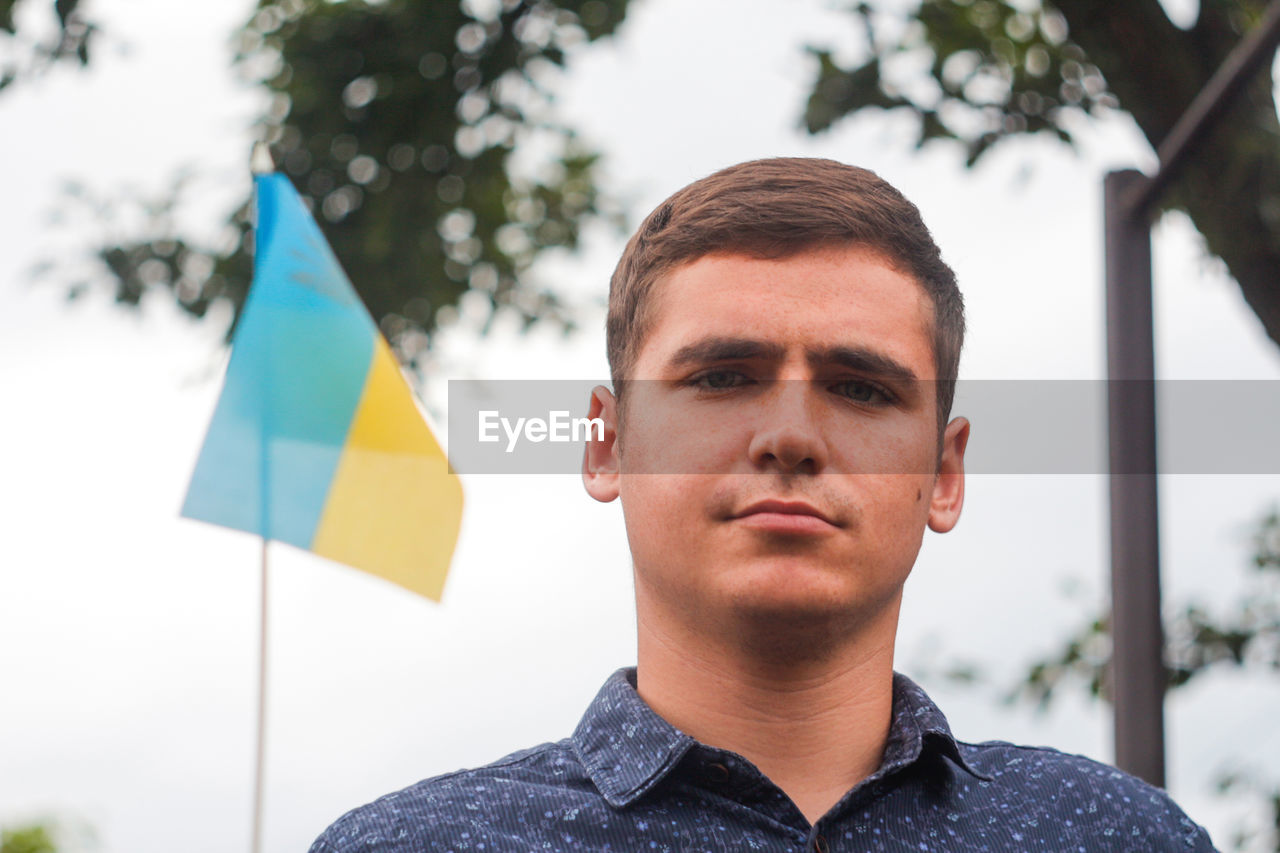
[721,561,863,612]
[713,574,903,660]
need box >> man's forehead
[636,246,937,368]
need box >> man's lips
[731,499,840,534]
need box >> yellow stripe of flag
[313,337,462,601]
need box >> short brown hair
[605,157,964,424]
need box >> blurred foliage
[805,1,1113,165]
[0,823,57,853]
[804,0,1280,352]
[0,0,95,90]
[1011,508,1279,705]
[59,0,631,367]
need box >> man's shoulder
[958,737,1172,797]
[956,739,1216,850]
[308,738,596,853]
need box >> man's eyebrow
[807,346,919,383]
[666,337,787,367]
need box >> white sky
[2,0,1280,851]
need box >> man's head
[582,158,969,664]
[605,157,965,428]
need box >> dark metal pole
[1104,169,1165,787]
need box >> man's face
[583,246,967,644]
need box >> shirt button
[704,762,730,784]
[812,835,829,853]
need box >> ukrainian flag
[181,173,462,601]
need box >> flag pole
[249,141,273,853]
[251,538,269,853]
[176,143,463,852]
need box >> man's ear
[582,385,621,503]
[927,416,969,533]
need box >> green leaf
[0,823,57,853]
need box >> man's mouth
[731,499,840,534]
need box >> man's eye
[831,380,892,404]
[691,370,750,390]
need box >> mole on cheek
[916,488,922,501]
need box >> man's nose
[745,381,829,474]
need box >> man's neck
[634,605,898,827]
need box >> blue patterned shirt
[310,668,1216,852]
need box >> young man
[311,158,1217,851]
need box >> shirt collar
[882,672,992,782]
[572,667,989,808]
[571,668,695,807]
